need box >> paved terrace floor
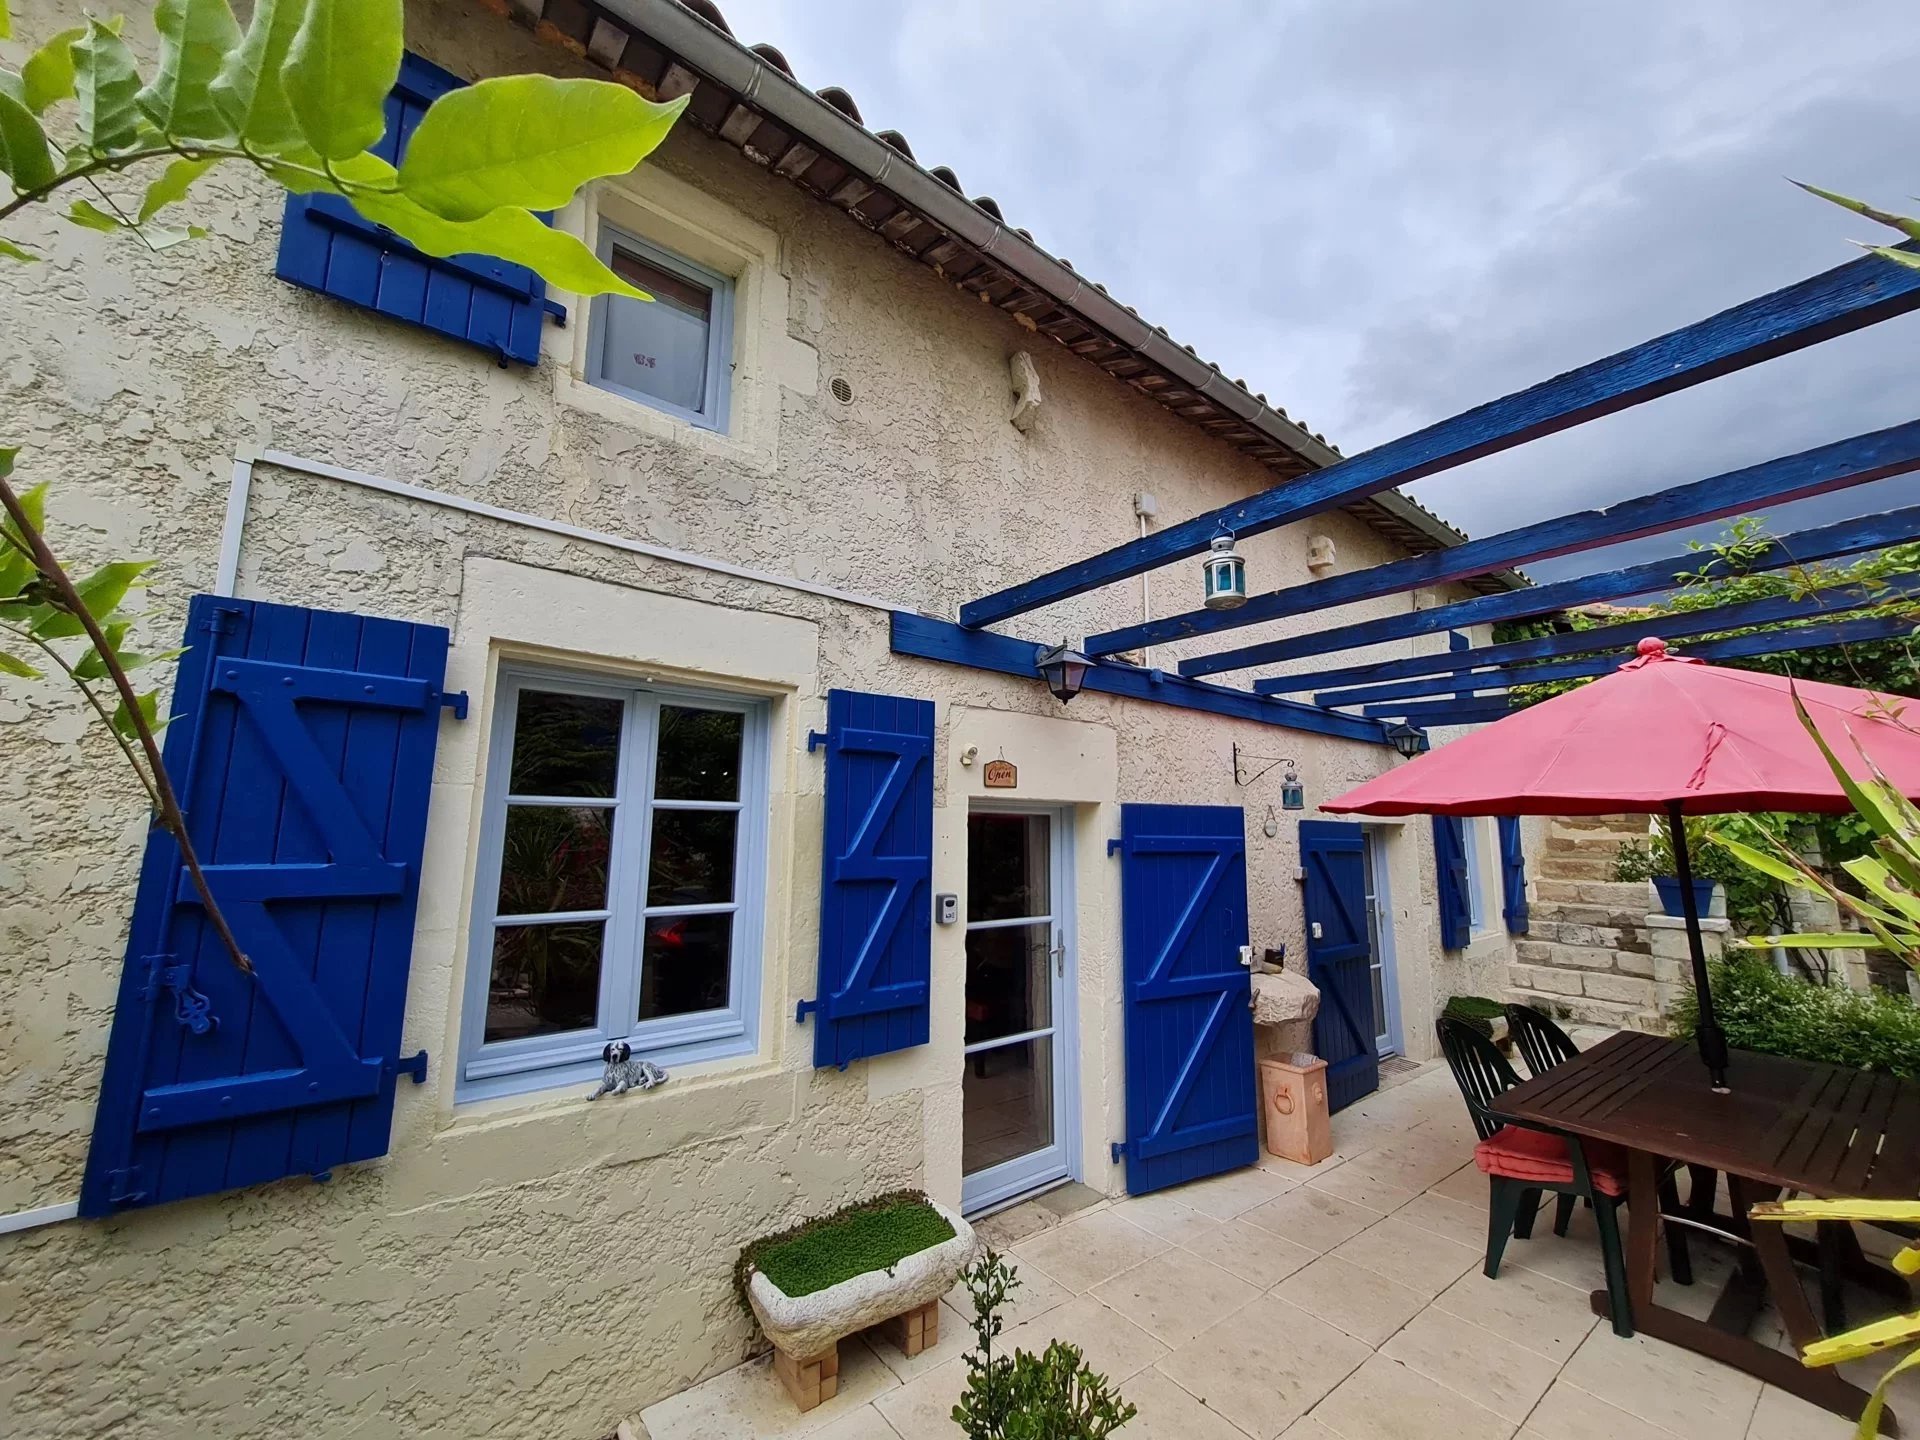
[640,1056,1904,1440]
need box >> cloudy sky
[716,0,1920,583]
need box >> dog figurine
[589,1041,668,1100]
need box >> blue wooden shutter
[79,595,458,1216]
[274,53,563,365]
[1498,815,1529,935]
[1300,820,1379,1113]
[803,689,935,1069]
[1433,814,1471,950]
[1115,804,1257,1194]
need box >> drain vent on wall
[830,376,853,404]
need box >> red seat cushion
[1474,1125,1628,1197]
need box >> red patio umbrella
[1323,637,1920,1089]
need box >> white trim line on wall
[216,450,905,614]
[0,1199,79,1236]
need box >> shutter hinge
[542,298,568,327]
[105,1166,148,1206]
[794,998,820,1024]
[198,605,244,637]
[1109,1139,1131,1165]
[386,1050,429,1085]
[142,953,217,1036]
[438,690,469,721]
[807,730,830,753]
[1107,838,1124,857]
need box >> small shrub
[733,1190,953,1309]
[1673,957,1920,1079]
[953,1250,1136,1440]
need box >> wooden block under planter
[878,1298,940,1358]
[772,1343,839,1411]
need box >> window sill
[454,1025,758,1106]
[552,369,774,474]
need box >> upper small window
[588,225,733,431]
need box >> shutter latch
[437,690,469,721]
[1109,1139,1133,1164]
[142,953,217,1036]
[807,729,830,752]
[384,1050,429,1084]
[794,998,820,1024]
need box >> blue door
[1115,804,1257,1195]
[1301,820,1379,1113]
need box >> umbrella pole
[1669,800,1731,1092]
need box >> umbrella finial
[1637,636,1668,658]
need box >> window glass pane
[647,809,737,906]
[638,912,732,1021]
[964,922,1053,1045]
[497,805,613,915]
[962,1035,1054,1175]
[485,921,604,1043]
[655,706,743,800]
[510,690,623,798]
[967,813,1051,921]
[599,248,715,414]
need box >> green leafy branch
[0,0,687,971]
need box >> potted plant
[1613,818,1726,918]
[735,1190,979,1411]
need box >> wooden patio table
[1491,1028,1920,1435]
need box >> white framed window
[459,668,767,1099]
[1463,817,1489,936]
[586,224,733,431]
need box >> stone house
[0,0,1539,1434]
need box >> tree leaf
[0,649,39,678]
[0,238,38,262]
[139,156,214,221]
[0,0,11,41]
[1796,180,1920,244]
[30,559,151,638]
[22,27,88,113]
[398,75,687,222]
[67,197,129,232]
[73,19,146,152]
[1867,244,1920,273]
[1737,933,1885,950]
[137,0,242,140]
[352,186,649,298]
[72,620,129,680]
[0,87,55,191]
[282,0,403,161]
[110,688,159,739]
[207,0,305,152]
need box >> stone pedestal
[1644,912,1730,1020]
[1250,968,1321,1057]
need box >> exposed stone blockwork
[1505,817,1671,1031]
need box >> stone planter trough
[746,1200,979,1411]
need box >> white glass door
[1363,830,1404,1057]
[961,808,1076,1214]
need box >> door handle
[1238,945,1254,968]
[1052,928,1066,977]
[1310,922,1324,940]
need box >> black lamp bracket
[1233,743,1299,788]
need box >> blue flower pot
[1652,876,1715,918]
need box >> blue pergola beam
[1186,501,1920,677]
[888,611,1392,744]
[1354,611,1919,716]
[1084,420,1920,656]
[1256,575,1920,696]
[960,246,1920,630]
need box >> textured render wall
[0,0,1510,1433]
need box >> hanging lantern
[1202,531,1248,610]
[1035,643,1092,703]
[1281,765,1305,811]
[1384,721,1428,759]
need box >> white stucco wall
[0,2,1522,1434]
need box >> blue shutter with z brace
[274,53,565,365]
[79,595,459,1215]
[802,689,935,1069]
[1433,814,1471,950]
[1499,815,1529,934]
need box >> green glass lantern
[1202,531,1247,610]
